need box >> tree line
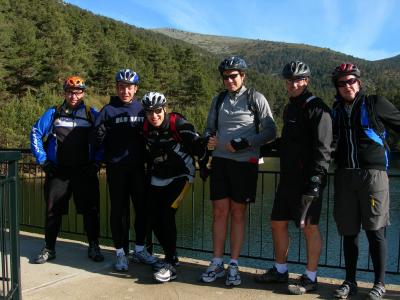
[1,0,399,150]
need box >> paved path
[20,232,400,299]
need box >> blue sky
[64,0,400,61]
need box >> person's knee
[271,220,288,233]
[213,206,229,221]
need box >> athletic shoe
[200,261,225,283]
[152,255,180,271]
[366,282,385,300]
[225,263,241,286]
[288,274,318,295]
[114,253,128,271]
[132,248,157,265]
[88,242,104,262]
[34,247,56,264]
[153,263,177,283]
[254,266,289,283]
[334,280,358,299]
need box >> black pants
[343,227,387,284]
[44,168,100,250]
[148,177,188,262]
[107,164,148,252]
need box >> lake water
[18,158,400,284]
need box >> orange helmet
[63,76,86,90]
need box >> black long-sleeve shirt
[280,90,333,182]
[332,90,400,170]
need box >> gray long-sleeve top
[205,86,276,162]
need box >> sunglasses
[146,107,163,115]
[285,77,307,84]
[337,78,358,87]
[222,73,240,80]
[66,90,84,95]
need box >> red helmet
[332,63,360,83]
[63,76,86,90]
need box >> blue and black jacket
[93,96,146,166]
[332,90,400,170]
[30,101,100,166]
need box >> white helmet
[141,92,167,110]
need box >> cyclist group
[30,57,400,300]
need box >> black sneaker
[334,280,358,299]
[34,247,56,264]
[288,274,318,295]
[88,242,104,262]
[367,282,385,300]
[254,266,289,283]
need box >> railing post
[0,151,21,300]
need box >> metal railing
[0,151,21,300]
[11,149,400,275]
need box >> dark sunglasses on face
[146,107,163,115]
[222,73,240,80]
[337,78,358,87]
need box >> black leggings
[44,170,100,249]
[107,164,148,252]
[148,177,188,262]
[343,227,387,284]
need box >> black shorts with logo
[210,157,258,203]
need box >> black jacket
[143,113,207,179]
[280,90,333,183]
[332,90,400,170]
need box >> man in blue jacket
[30,76,104,264]
[93,69,156,271]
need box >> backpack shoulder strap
[214,90,228,131]
[143,119,149,138]
[246,87,260,133]
[301,95,317,109]
[84,104,94,123]
[169,112,183,142]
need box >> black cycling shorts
[210,157,258,203]
[271,176,323,227]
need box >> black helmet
[218,56,248,74]
[141,92,167,111]
[282,61,311,79]
[332,63,361,83]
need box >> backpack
[52,103,94,125]
[142,112,184,143]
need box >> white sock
[305,269,317,282]
[229,259,238,266]
[116,248,125,256]
[274,262,288,274]
[135,245,144,252]
[212,257,223,265]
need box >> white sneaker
[114,253,128,271]
[200,261,225,283]
[225,263,241,286]
[153,264,177,283]
[132,249,158,265]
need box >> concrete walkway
[20,232,400,300]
